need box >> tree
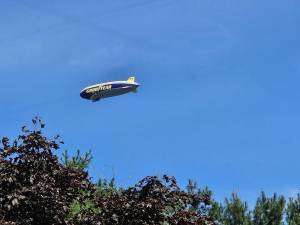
[253,192,285,225]
[222,193,252,225]
[0,118,215,225]
[97,177,118,196]
[186,180,223,224]
[286,193,300,225]
[209,198,223,225]
[62,149,92,170]
[0,117,92,225]
[91,175,214,225]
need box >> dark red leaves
[0,120,214,225]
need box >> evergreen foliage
[253,192,285,225]
[286,193,300,225]
[1,118,299,225]
[62,149,92,170]
[186,180,223,224]
[97,177,119,196]
[222,193,252,225]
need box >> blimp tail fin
[127,76,136,83]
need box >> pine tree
[186,180,223,224]
[222,193,252,225]
[286,193,300,225]
[209,198,224,225]
[253,192,285,225]
[61,149,92,170]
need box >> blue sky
[0,0,300,205]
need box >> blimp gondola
[80,76,139,101]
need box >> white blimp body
[80,76,139,101]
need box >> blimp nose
[80,90,89,99]
[80,91,85,98]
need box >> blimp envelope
[80,76,139,101]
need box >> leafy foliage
[67,190,101,224]
[0,118,92,225]
[94,175,213,225]
[0,119,214,225]
[3,118,300,225]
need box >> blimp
[80,76,139,101]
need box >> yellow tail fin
[127,76,135,83]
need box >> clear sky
[0,0,300,204]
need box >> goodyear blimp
[80,76,139,101]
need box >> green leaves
[68,191,101,221]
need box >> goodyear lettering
[86,85,112,93]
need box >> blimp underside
[91,86,134,101]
